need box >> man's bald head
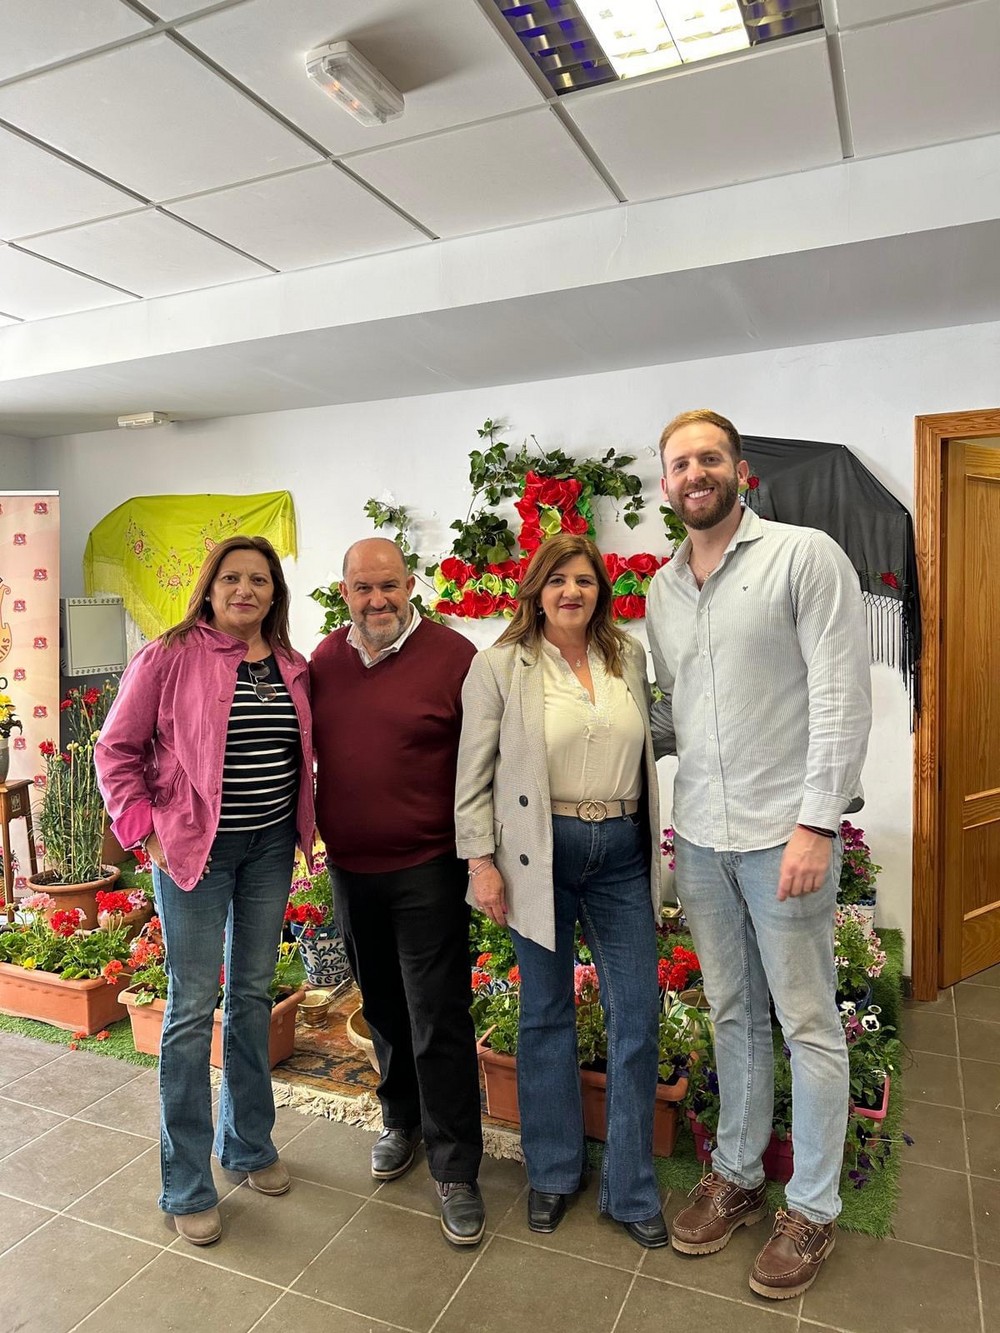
[339,538,415,655]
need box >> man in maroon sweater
[310,537,485,1247]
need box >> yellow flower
[0,693,11,707]
[22,957,37,969]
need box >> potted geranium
[838,820,881,933]
[0,678,23,783]
[0,890,132,1033]
[118,918,306,1067]
[285,847,351,989]
[28,681,119,927]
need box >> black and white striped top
[218,655,301,832]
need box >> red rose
[880,571,899,590]
[747,475,760,490]
[626,553,660,578]
[457,589,479,617]
[612,594,645,621]
[487,559,521,579]
[435,599,455,616]
[440,556,477,587]
[472,591,498,617]
[560,508,590,535]
[520,528,542,554]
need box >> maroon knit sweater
[309,619,477,873]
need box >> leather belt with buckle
[550,799,641,822]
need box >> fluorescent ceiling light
[574,1,747,77]
[305,41,404,127]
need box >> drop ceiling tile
[168,165,427,270]
[0,34,322,200]
[837,0,974,28]
[564,36,842,203]
[842,1,1000,157]
[21,211,269,298]
[0,244,135,319]
[0,127,142,239]
[348,110,614,238]
[180,0,545,156]
[0,0,151,82]
[0,311,22,326]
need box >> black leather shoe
[622,1211,669,1249]
[528,1189,568,1233]
[371,1127,421,1181]
[437,1181,485,1247]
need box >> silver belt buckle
[577,799,609,822]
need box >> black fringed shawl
[740,435,921,715]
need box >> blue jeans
[674,833,848,1223]
[152,816,296,1215]
[510,814,660,1223]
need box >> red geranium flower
[507,965,521,986]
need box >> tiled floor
[1,965,998,1333]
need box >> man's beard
[671,472,740,531]
[356,605,409,649]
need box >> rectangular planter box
[477,1040,685,1158]
[118,986,305,1068]
[0,960,131,1035]
[687,1110,794,1183]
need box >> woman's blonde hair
[496,534,631,677]
[160,536,292,653]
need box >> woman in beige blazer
[456,534,664,1248]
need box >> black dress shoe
[437,1181,485,1246]
[528,1189,568,1233]
[622,1211,669,1249]
[371,1127,421,1180]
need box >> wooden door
[941,437,1000,984]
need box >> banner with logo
[0,493,59,889]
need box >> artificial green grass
[0,1011,158,1065]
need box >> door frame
[912,408,1000,999]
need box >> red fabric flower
[487,560,522,579]
[536,477,582,510]
[612,594,645,621]
[440,556,477,587]
[472,591,498,617]
[747,475,760,490]
[560,508,590,535]
[435,600,455,615]
[604,553,627,582]
[880,571,899,589]
[626,553,660,578]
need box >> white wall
[0,434,34,488]
[33,316,1000,970]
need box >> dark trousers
[332,852,484,1182]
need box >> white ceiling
[1,0,999,434]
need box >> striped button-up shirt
[646,506,871,853]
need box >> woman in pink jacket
[96,535,314,1247]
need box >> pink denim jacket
[95,622,315,891]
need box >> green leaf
[624,511,641,529]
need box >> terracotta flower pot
[27,866,120,931]
[0,960,131,1035]
[118,985,305,1068]
[476,1037,685,1157]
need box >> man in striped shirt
[646,410,871,1300]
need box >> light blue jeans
[674,833,848,1223]
[152,816,296,1215]
[511,814,660,1223]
